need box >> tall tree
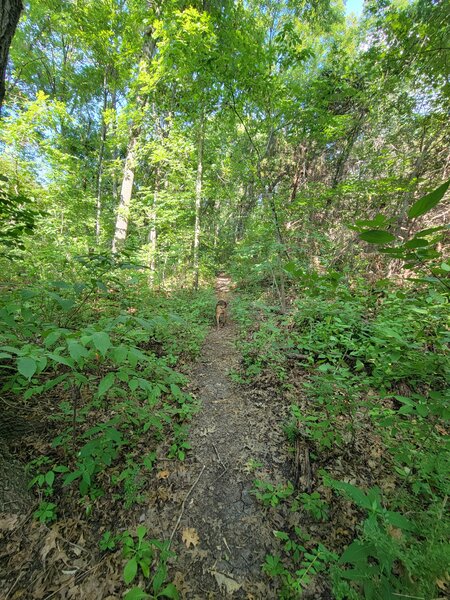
[193,113,204,289]
[0,0,23,111]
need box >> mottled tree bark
[111,131,138,254]
[193,114,204,290]
[111,30,156,253]
[0,0,23,112]
[95,72,108,244]
[148,166,160,286]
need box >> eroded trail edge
[152,279,287,598]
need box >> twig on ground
[5,570,25,600]
[214,467,228,481]
[212,443,227,472]
[43,558,106,600]
[222,536,232,556]
[169,465,206,546]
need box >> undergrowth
[231,272,449,599]
[0,262,215,597]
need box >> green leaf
[128,347,147,367]
[408,179,450,219]
[129,378,139,392]
[273,530,290,541]
[17,356,37,379]
[402,238,429,249]
[359,230,396,244]
[68,340,89,362]
[47,353,75,368]
[355,214,389,228]
[63,470,82,486]
[98,372,115,396]
[113,345,129,364]
[339,541,372,565]
[44,330,64,347]
[53,465,70,473]
[123,587,150,600]
[170,383,182,398]
[45,471,55,487]
[385,511,416,531]
[152,563,167,594]
[159,583,179,599]
[413,226,447,237]
[416,404,429,417]
[92,332,111,356]
[329,480,372,510]
[124,558,138,584]
[48,292,75,312]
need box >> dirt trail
[153,276,288,598]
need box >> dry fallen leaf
[181,527,200,548]
[387,526,403,540]
[435,573,449,591]
[173,571,192,596]
[436,579,447,591]
[0,513,19,531]
[41,528,59,562]
[157,470,170,479]
[210,570,242,595]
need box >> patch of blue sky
[345,0,364,18]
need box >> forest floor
[1,277,447,599]
[0,277,297,599]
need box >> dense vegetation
[0,0,449,598]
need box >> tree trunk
[111,30,156,253]
[111,89,119,204]
[111,131,138,254]
[95,73,108,244]
[0,0,23,112]
[193,114,204,290]
[148,166,160,286]
[331,111,366,190]
[290,144,307,203]
[264,185,287,312]
[213,198,220,247]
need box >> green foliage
[34,501,57,524]
[99,530,118,552]
[326,478,449,600]
[354,181,450,289]
[0,175,41,254]
[0,282,212,524]
[234,264,448,597]
[292,492,329,522]
[2,0,449,597]
[252,479,294,508]
[120,527,178,599]
[263,528,338,599]
[98,527,179,599]
[408,178,450,219]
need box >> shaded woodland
[0,0,449,598]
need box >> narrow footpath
[152,276,288,598]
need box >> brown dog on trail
[215,300,227,330]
